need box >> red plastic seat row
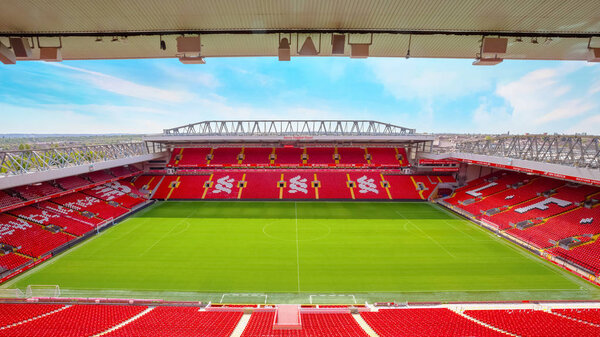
[241,311,369,337]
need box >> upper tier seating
[274,147,304,165]
[0,304,147,337]
[368,147,404,166]
[0,304,65,328]
[56,175,90,190]
[13,183,62,201]
[0,213,73,257]
[552,308,600,325]
[242,147,272,165]
[9,205,95,236]
[0,190,23,209]
[175,148,211,167]
[52,193,128,220]
[337,147,368,165]
[88,170,115,183]
[241,311,369,337]
[306,147,335,165]
[464,309,600,337]
[361,308,506,337]
[110,166,137,178]
[210,147,242,165]
[105,307,242,337]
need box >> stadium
[1,1,600,337]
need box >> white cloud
[567,114,600,135]
[473,63,598,133]
[47,63,193,103]
[368,58,493,101]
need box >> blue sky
[0,57,598,135]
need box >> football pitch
[5,201,600,303]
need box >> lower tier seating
[0,252,31,271]
[241,311,369,337]
[0,304,147,337]
[150,170,451,201]
[0,214,73,257]
[52,193,128,220]
[8,206,95,237]
[361,308,506,337]
[0,303,65,328]
[105,307,242,337]
[552,308,600,325]
[464,309,600,337]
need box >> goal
[25,285,60,298]
[0,288,25,298]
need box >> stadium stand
[337,147,368,165]
[55,176,90,190]
[105,307,242,337]
[38,201,104,226]
[306,147,335,165]
[8,205,94,237]
[0,252,30,271]
[210,147,242,165]
[368,147,404,166]
[174,148,211,167]
[464,309,600,337]
[0,304,147,337]
[241,311,369,337]
[0,304,65,328]
[0,213,73,257]
[242,147,272,165]
[361,308,507,337]
[274,147,304,165]
[552,308,600,325]
[0,190,23,209]
[87,170,115,183]
[52,192,128,220]
[12,183,62,201]
[550,240,600,275]
[83,184,145,209]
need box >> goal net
[0,288,25,298]
[26,285,60,298]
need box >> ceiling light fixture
[531,37,538,44]
[406,34,412,59]
[0,42,16,64]
[278,33,291,61]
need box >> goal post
[25,285,60,298]
[0,288,25,298]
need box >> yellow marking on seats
[347,173,355,200]
[334,147,339,164]
[380,173,392,200]
[238,147,245,164]
[437,176,443,183]
[165,176,180,200]
[174,148,184,166]
[364,148,371,164]
[271,147,276,165]
[279,173,285,199]
[410,176,425,200]
[206,148,214,165]
[237,173,246,199]
[145,176,155,189]
[314,173,319,199]
[201,174,213,199]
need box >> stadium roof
[1,0,599,61]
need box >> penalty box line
[220,293,268,304]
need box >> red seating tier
[338,147,368,165]
[306,147,335,165]
[8,206,94,237]
[0,252,31,271]
[0,190,23,209]
[552,308,600,325]
[0,304,146,337]
[13,183,62,201]
[210,147,242,165]
[38,201,103,226]
[105,307,242,337]
[52,193,128,220]
[0,304,65,328]
[464,309,600,337]
[241,311,369,337]
[361,308,506,337]
[56,176,90,190]
[242,147,272,165]
[275,147,304,165]
[87,170,115,183]
[0,214,73,257]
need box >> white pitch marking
[295,201,301,292]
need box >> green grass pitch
[4,201,599,303]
